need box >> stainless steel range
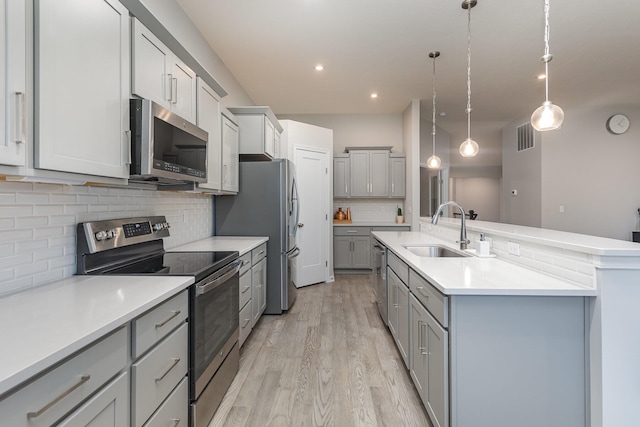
[76,216,240,427]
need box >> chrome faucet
[431,201,470,250]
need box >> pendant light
[459,0,479,158]
[427,51,442,169]
[530,0,564,131]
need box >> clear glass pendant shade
[427,155,442,169]
[531,100,564,131]
[459,138,479,157]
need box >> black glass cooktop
[101,251,238,282]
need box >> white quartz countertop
[373,231,597,297]
[171,236,268,255]
[0,275,193,396]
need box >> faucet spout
[431,201,470,250]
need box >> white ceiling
[176,0,640,129]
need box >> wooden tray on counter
[333,219,352,224]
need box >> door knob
[298,223,304,228]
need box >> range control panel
[79,216,171,253]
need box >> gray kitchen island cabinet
[349,150,389,197]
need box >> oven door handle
[195,260,242,296]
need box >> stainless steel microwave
[129,99,208,183]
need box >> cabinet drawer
[409,269,448,328]
[132,290,188,358]
[251,243,267,264]
[0,327,128,427]
[238,300,253,348]
[132,323,188,427]
[334,226,371,236]
[143,377,188,427]
[238,252,252,276]
[57,371,129,426]
[239,269,252,310]
[388,251,409,284]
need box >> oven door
[190,260,240,399]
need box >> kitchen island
[373,218,640,427]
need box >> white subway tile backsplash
[0,181,214,297]
[333,199,403,223]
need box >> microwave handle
[165,74,173,102]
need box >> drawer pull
[416,286,429,298]
[155,310,181,328]
[257,250,265,256]
[171,419,181,427]
[346,230,358,233]
[155,358,181,382]
[27,374,91,419]
[242,318,251,328]
[241,285,251,294]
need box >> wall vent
[517,123,535,152]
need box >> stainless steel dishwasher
[371,239,388,326]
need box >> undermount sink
[402,245,468,258]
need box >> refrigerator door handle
[287,247,301,259]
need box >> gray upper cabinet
[0,0,26,167]
[131,18,197,124]
[350,149,389,197]
[333,155,350,198]
[196,79,222,192]
[389,155,406,198]
[221,110,239,193]
[227,106,283,160]
[333,150,404,198]
[35,0,130,179]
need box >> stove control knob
[153,223,163,231]
[95,230,107,241]
[107,229,116,239]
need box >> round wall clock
[606,114,630,135]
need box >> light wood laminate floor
[209,274,432,427]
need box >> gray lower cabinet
[251,257,267,327]
[238,243,268,345]
[334,227,371,270]
[387,262,410,368]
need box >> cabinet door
[425,311,449,427]
[349,151,370,196]
[57,372,129,427]
[264,118,275,158]
[390,157,406,197]
[352,236,371,269]
[0,0,26,166]
[35,0,130,178]
[369,150,389,196]
[170,59,197,123]
[333,157,350,198]
[396,280,410,367]
[387,268,401,339]
[197,80,221,191]
[221,115,239,193]
[333,236,352,269]
[251,258,267,327]
[410,295,428,404]
[131,19,171,109]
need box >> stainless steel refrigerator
[215,159,299,314]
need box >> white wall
[0,182,214,297]
[540,105,640,240]
[277,114,403,155]
[449,177,501,222]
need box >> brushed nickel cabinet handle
[172,78,178,104]
[241,285,251,294]
[171,419,181,427]
[14,92,26,144]
[417,320,424,352]
[155,358,180,382]
[421,322,428,355]
[27,374,91,419]
[242,318,251,328]
[155,310,181,328]
[166,74,173,102]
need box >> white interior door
[293,146,329,287]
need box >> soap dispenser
[477,233,491,256]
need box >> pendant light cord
[432,54,437,154]
[543,0,551,102]
[466,1,472,140]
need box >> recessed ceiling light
[314,64,324,71]
[370,93,378,99]
[537,74,546,80]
